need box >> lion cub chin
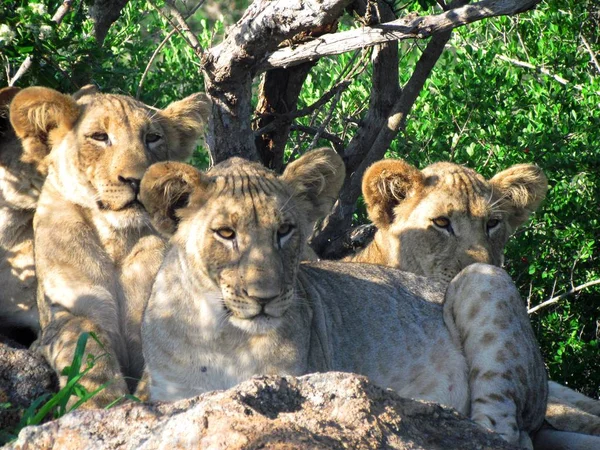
[139,149,547,448]
[10,86,211,408]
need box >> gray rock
[0,337,57,433]
[8,372,516,449]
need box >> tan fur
[11,86,211,407]
[351,158,600,444]
[350,159,548,281]
[0,85,98,338]
[139,149,547,447]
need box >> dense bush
[1,0,598,396]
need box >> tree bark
[201,0,352,164]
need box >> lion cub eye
[90,132,109,142]
[146,133,162,144]
[487,218,500,230]
[432,217,451,229]
[277,223,293,238]
[215,228,236,240]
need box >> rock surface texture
[0,337,57,432]
[7,372,516,449]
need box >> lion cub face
[140,149,345,335]
[361,159,548,282]
[10,87,212,229]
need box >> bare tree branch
[202,0,352,163]
[259,0,542,72]
[289,124,345,154]
[136,29,178,99]
[312,25,454,254]
[137,1,205,100]
[581,34,600,75]
[163,0,204,59]
[254,64,317,171]
[254,80,351,137]
[463,41,593,92]
[253,21,339,171]
[528,279,600,315]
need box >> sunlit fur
[0,86,97,337]
[348,159,548,283]
[11,86,211,408]
[349,159,600,443]
[139,151,548,448]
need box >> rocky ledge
[7,371,515,449]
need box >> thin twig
[463,40,600,94]
[253,80,351,136]
[9,0,74,86]
[289,124,345,153]
[580,34,600,75]
[163,0,204,59]
[309,88,344,149]
[136,28,178,99]
[528,279,600,314]
[149,2,197,58]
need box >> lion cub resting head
[0,85,96,341]
[140,149,547,447]
[11,86,211,408]
[348,159,548,283]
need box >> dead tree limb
[259,0,541,71]
[253,21,339,171]
[201,0,353,164]
[528,279,600,315]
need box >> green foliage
[0,332,135,444]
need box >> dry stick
[253,80,351,136]
[139,0,205,100]
[528,279,600,315]
[464,41,585,91]
[308,88,345,150]
[136,29,178,99]
[163,0,204,59]
[289,124,345,153]
[258,0,541,72]
[9,0,74,86]
[581,34,600,75]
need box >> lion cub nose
[118,176,141,196]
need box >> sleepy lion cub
[10,86,211,407]
[139,149,547,447]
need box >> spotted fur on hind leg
[443,263,547,446]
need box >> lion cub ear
[490,164,548,231]
[10,86,80,168]
[161,93,212,161]
[362,159,424,229]
[282,148,345,223]
[71,84,99,100]
[140,161,211,236]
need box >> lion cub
[0,85,96,342]
[350,158,600,444]
[139,149,547,447]
[10,86,211,407]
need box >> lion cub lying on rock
[139,148,547,448]
[11,86,211,407]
